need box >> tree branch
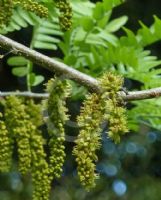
[122,87,161,101]
[0,34,99,92]
[0,91,49,99]
[0,34,161,101]
[1,88,161,101]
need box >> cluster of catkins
[2,96,50,200]
[0,73,128,199]
[73,72,128,190]
[0,77,70,200]
[45,78,71,179]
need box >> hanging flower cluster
[0,73,128,198]
[0,112,13,172]
[4,96,32,175]
[54,0,72,31]
[73,72,128,189]
[45,77,71,179]
[0,0,13,27]
[25,99,43,127]
[30,131,50,200]
[73,93,103,190]
[25,99,51,200]
[99,73,128,143]
[3,96,51,200]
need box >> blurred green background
[1,0,161,200]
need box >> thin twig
[0,91,49,99]
[0,34,161,101]
[1,87,161,101]
[122,87,161,101]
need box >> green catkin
[99,73,128,143]
[54,0,72,31]
[4,96,32,175]
[3,97,51,200]
[73,72,128,190]
[30,134,50,200]
[25,99,43,127]
[46,78,71,179]
[0,0,13,27]
[13,0,48,18]
[25,99,51,200]
[73,93,103,190]
[0,112,13,172]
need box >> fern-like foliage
[5,4,64,89]
[59,0,128,73]
[128,99,161,131]
[1,5,63,48]
[59,5,161,89]
[57,0,161,131]
[57,1,161,88]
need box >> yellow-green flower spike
[74,72,128,190]
[4,96,32,175]
[45,77,71,180]
[30,133,50,200]
[25,99,51,200]
[3,96,51,199]
[0,112,13,172]
[54,0,72,31]
[25,99,43,127]
[0,0,13,27]
[73,93,103,190]
[99,72,129,143]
